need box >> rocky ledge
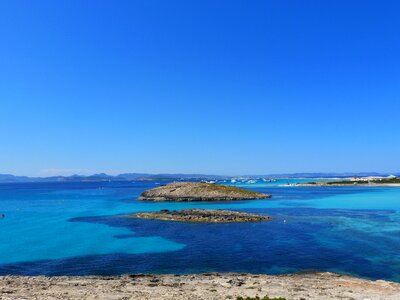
[133,209,272,223]
[138,182,271,201]
[1,273,399,300]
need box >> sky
[0,0,399,176]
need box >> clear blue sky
[1,0,399,176]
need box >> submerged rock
[133,209,272,223]
[138,182,271,202]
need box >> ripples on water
[0,180,399,281]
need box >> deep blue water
[0,180,399,281]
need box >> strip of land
[296,182,400,187]
[295,177,400,187]
[1,273,399,300]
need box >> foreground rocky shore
[133,209,272,223]
[1,273,399,300]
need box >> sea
[0,179,399,281]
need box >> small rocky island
[133,209,272,223]
[138,182,271,201]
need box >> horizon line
[1,171,399,179]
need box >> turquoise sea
[0,180,399,281]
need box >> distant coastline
[294,176,400,187]
[1,172,399,183]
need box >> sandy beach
[1,272,400,300]
[292,183,400,187]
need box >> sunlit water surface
[0,180,399,281]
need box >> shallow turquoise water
[0,183,185,264]
[0,180,399,280]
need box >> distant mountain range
[0,172,398,183]
[0,173,227,183]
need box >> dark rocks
[132,209,272,223]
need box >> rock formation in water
[133,209,272,223]
[138,182,271,201]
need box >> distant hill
[0,172,398,183]
[0,174,34,183]
[0,173,226,183]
